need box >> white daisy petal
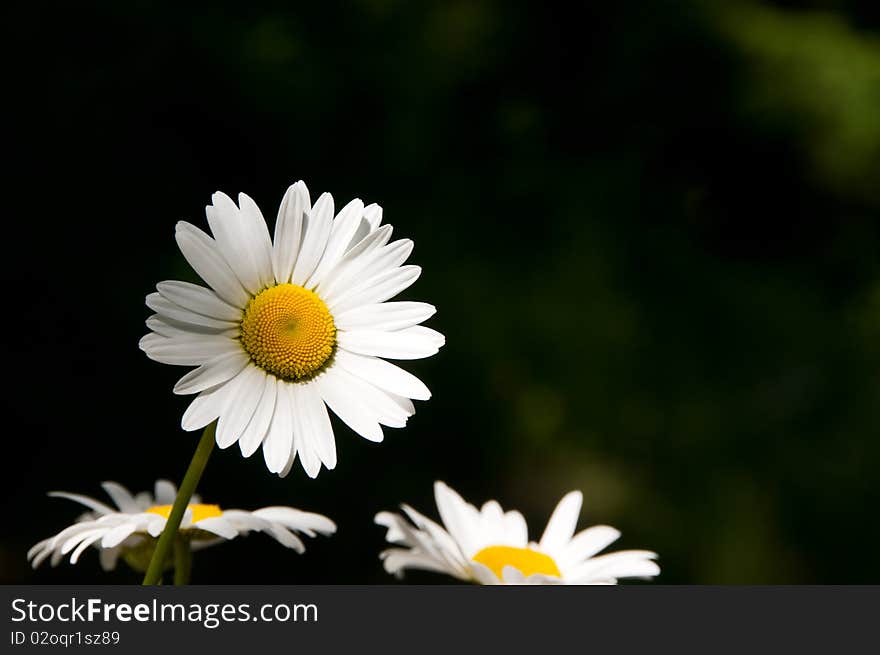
[501,566,528,585]
[70,533,106,564]
[375,511,409,544]
[29,543,52,569]
[289,384,323,478]
[346,217,372,252]
[315,224,394,297]
[469,561,502,585]
[306,197,365,288]
[46,523,96,553]
[272,181,310,284]
[399,505,471,576]
[278,447,298,479]
[156,281,242,321]
[526,573,567,585]
[237,192,275,289]
[133,491,153,508]
[215,365,265,449]
[539,491,583,554]
[376,510,465,579]
[335,301,436,332]
[27,539,50,561]
[193,516,239,540]
[569,550,660,583]
[238,373,277,457]
[100,522,139,549]
[47,492,115,516]
[179,508,195,529]
[333,349,431,400]
[174,222,250,307]
[172,351,250,396]
[146,516,167,537]
[559,525,622,567]
[337,326,445,360]
[154,480,177,504]
[433,481,483,557]
[314,369,384,442]
[252,507,337,535]
[181,376,239,431]
[363,202,382,229]
[292,192,334,286]
[262,523,306,552]
[328,265,422,314]
[321,241,414,308]
[145,293,239,330]
[502,510,529,547]
[61,527,107,556]
[299,383,337,471]
[388,392,415,416]
[50,548,65,567]
[479,501,508,544]
[145,314,238,339]
[99,482,140,513]
[225,508,328,550]
[379,549,451,577]
[220,510,274,535]
[205,192,263,295]
[345,238,414,285]
[321,366,411,427]
[262,380,294,473]
[341,221,394,260]
[139,333,240,366]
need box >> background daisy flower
[28,481,335,574]
[140,181,444,478]
[376,481,660,585]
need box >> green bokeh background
[3,0,879,584]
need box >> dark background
[3,0,880,584]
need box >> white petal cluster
[376,482,660,585]
[28,481,335,571]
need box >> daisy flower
[139,181,444,478]
[375,481,660,585]
[28,480,336,572]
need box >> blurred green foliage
[720,2,880,200]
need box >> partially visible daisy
[375,481,659,585]
[139,181,444,478]
[28,480,335,573]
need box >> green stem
[142,421,216,586]
[173,536,192,585]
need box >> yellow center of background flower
[239,283,336,381]
[146,504,223,522]
[471,545,561,579]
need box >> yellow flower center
[239,283,336,381]
[146,504,223,523]
[471,545,561,580]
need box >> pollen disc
[471,545,561,579]
[240,284,337,381]
[146,504,223,522]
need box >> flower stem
[142,421,216,585]
[173,536,192,585]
